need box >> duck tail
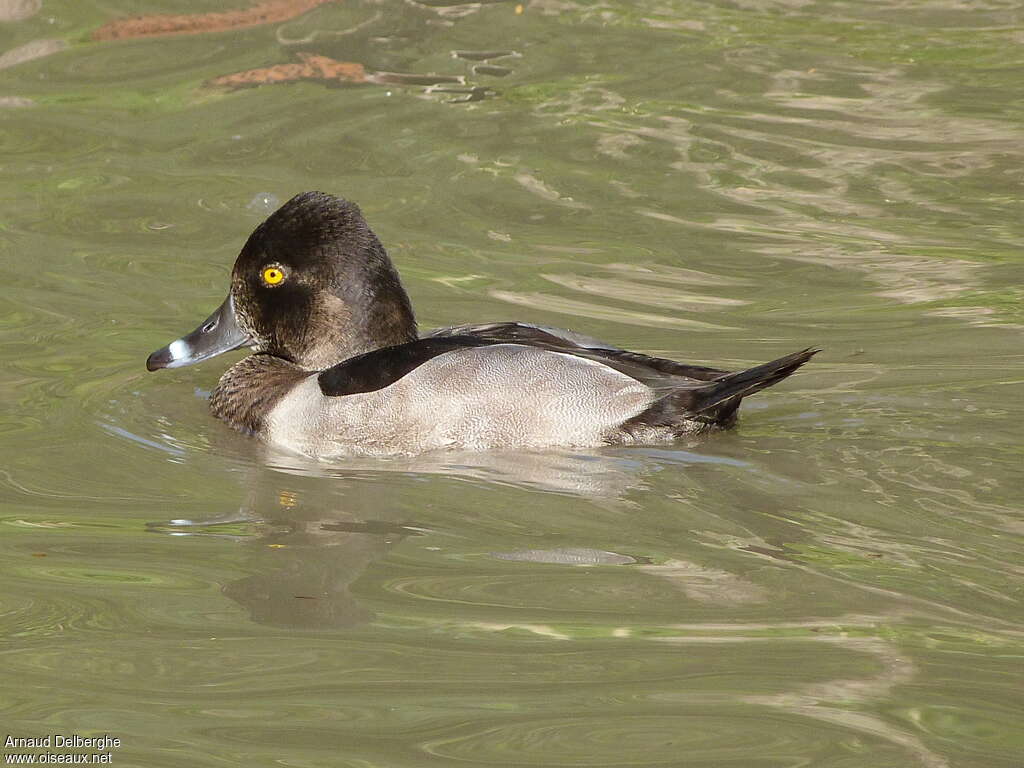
[624,347,820,432]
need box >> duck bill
[146,295,252,371]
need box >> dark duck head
[146,191,417,373]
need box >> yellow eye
[261,265,286,286]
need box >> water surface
[1,1,1022,766]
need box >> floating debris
[208,53,466,90]
[208,53,367,87]
[92,0,336,41]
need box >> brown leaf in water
[208,52,366,87]
[207,53,470,90]
[92,0,337,42]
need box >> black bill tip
[146,344,179,371]
[146,295,251,372]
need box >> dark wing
[319,322,734,398]
[425,322,732,391]
[318,336,491,396]
[620,347,820,431]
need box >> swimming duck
[146,191,817,457]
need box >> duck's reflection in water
[265,445,650,498]
[150,445,654,630]
[220,499,403,631]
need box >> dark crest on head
[231,191,417,370]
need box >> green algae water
[1,1,1022,766]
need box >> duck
[146,191,818,457]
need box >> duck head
[146,192,417,373]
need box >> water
[1,1,1022,766]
